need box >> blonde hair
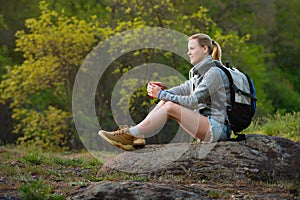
[189,33,222,61]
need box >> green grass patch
[18,179,65,200]
[243,112,300,142]
[22,152,45,165]
[0,145,111,198]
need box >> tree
[0,1,107,150]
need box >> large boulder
[68,134,300,199]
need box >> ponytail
[211,40,222,62]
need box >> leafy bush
[13,106,72,151]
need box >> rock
[68,181,210,200]
[100,134,300,183]
[68,134,300,199]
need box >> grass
[0,142,298,199]
[0,145,152,199]
[242,112,300,143]
[0,145,112,199]
[18,179,65,200]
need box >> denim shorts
[207,116,228,143]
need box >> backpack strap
[213,61,235,112]
[213,61,246,141]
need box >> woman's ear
[203,45,209,54]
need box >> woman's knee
[162,101,180,115]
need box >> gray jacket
[159,56,231,124]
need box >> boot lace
[113,126,129,136]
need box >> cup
[149,82,166,98]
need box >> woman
[98,33,231,151]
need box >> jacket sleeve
[166,80,192,95]
[159,81,209,109]
[158,68,224,109]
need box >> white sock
[129,126,142,137]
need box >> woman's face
[187,39,209,65]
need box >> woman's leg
[98,100,212,150]
[134,101,211,142]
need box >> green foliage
[265,69,300,113]
[0,0,40,29]
[46,0,109,22]
[273,0,300,92]
[0,14,7,30]
[0,1,107,150]
[13,106,72,151]
[0,45,12,78]
[1,0,107,109]
[244,112,300,143]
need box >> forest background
[0,0,299,151]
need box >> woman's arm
[158,67,224,108]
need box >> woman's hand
[147,82,163,98]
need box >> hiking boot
[118,125,146,148]
[98,127,145,151]
[133,138,146,148]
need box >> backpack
[214,61,257,141]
